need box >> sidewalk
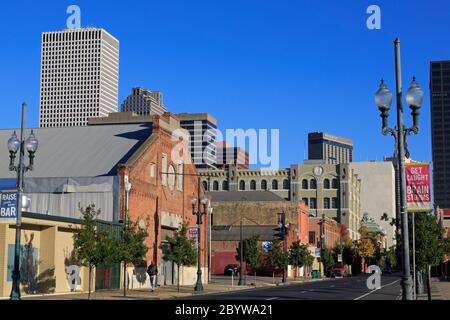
[20,277,326,300]
[417,278,450,300]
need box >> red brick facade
[117,113,207,269]
[308,217,340,250]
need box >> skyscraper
[39,28,119,127]
[120,87,167,116]
[177,113,218,169]
[308,132,353,164]
[430,61,450,209]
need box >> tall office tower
[39,28,119,127]
[308,132,353,164]
[215,141,249,169]
[430,61,450,209]
[177,113,218,169]
[120,87,167,116]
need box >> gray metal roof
[212,225,280,241]
[208,191,286,202]
[0,124,152,178]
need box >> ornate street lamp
[7,103,38,300]
[191,177,208,292]
[277,211,289,283]
[122,176,132,296]
[374,38,424,300]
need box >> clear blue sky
[0,0,448,168]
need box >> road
[182,274,402,300]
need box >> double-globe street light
[374,38,424,300]
[191,177,210,292]
[6,103,39,300]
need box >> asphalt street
[182,274,402,300]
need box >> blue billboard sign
[0,190,19,223]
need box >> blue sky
[0,0,448,168]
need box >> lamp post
[374,38,424,300]
[191,177,208,292]
[319,213,325,278]
[123,176,132,297]
[277,211,289,283]
[7,103,39,300]
[238,219,245,286]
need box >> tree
[413,212,448,300]
[72,204,116,299]
[320,248,334,276]
[385,245,398,269]
[289,241,314,278]
[236,235,261,282]
[358,226,376,271]
[264,239,289,283]
[116,218,149,297]
[160,224,197,292]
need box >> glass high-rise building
[430,61,450,209]
[39,28,119,127]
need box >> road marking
[354,279,401,300]
[266,297,278,301]
[300,291,307,294]
[330,285,336,288]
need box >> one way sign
[0,190,18,223]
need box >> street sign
[406,163,432,212]
[0,190,18,223]
[314,248,321,257]
[338,254,343,263]
[262,242,273,252]
[188,227,198,240]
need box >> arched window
[213,180,219,191]
[332,178,339,189]
[261,180,267,190]
[202,181,208,191]
[324,197,330,209]
[272,180,278,190]
[168,165,175,191]
[310,179,317,190]
[222,180,229,191]
[239,180,246,191]
[250,180,257,190]
[302,179,309,190]
[283,179,289,190]
[324,179,330,189]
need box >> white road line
[354,279,401,300]
[300,291,307,294]
[266,297,278,301]
[330,285,336,288]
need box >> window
[332,179,339,189]
[310,179,317,190]
[203,181,209,191]
[261,180,267,190]
[239,180,246,191]
[324,197,330,209]
[302,198,309,206]
[250,180,257,190]
[168,165,175,191]
[222,180,229,191]
[332,197,338,209]
[177,162,183,191]
[161,154,167,186]
[272,180,278,190]
[309,231,316,244]
[323,179,330,189]
[213,181,219,191]
[150,163,156,178]
[302,179,309,189]
[283,179,289,190]
[310,198,317,209]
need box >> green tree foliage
[320,248,335,275]
[236,235,261,277]
[116,218,149,296]
[264,239,289,282]
[289,241,314,278]
[72,204,116,299]
[385,245,398,269]
[160,224,197,292]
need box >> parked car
[224,264,239,276]
[330,264,348,278]
[382,267,394,274]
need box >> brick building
[308,216,341,250]
[208,191,309,276]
